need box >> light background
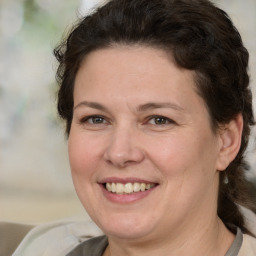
[0,0,255,223]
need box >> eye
[80,115,108,125]
[147,116,175,125]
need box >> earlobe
[216,114,243,171]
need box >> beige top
[238,234,256,256]
[11,219,256,256]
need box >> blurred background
[0,0,255,224]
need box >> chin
[94,213,157,240]
[104,226,154,241]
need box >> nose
[103,126,145,168]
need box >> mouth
[104,182,157,194]
[98,177,159,203]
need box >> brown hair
[54,0,255,234]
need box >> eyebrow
[74,101,109,112]
[74,101,184,112]
[136,102,184,112]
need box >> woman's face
[69,46,223,241]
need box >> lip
[98,177,159,204]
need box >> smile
[105,182,156,194]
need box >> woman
[54,0,256,255]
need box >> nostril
[103,147,145,168]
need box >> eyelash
[146,115,175,126]
[80,115,108,125]
[79,115,175,126]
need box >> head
[54,0,255,235]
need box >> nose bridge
[103,123,144,167]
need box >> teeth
[116,183,124,194]
[140,183,146,191]
[106,183,112,191]
[133,182,141,192]
[105,182,155,194]
[124,183,133,194]
[111,183,116,193]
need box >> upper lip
[98,177,158,184]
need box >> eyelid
[146,115,176,125]
[80,115,109,124]
[78,114,175,127]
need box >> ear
[216,114,243,171]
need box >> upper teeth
[106,182,155,194]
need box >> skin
[69,46,242,255]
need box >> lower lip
[100,184,157,204]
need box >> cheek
[151,133,219,213]
[147,133,196,170]
[148,131,218,182]
[68,131,101,178]
[68,132,101,207]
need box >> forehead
[79,45,179,73]
[74,45,197,97]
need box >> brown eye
[154,117,168,125]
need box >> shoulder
[11,218,103,256]
[238,234,256,256]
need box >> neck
[104,218,235,256]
